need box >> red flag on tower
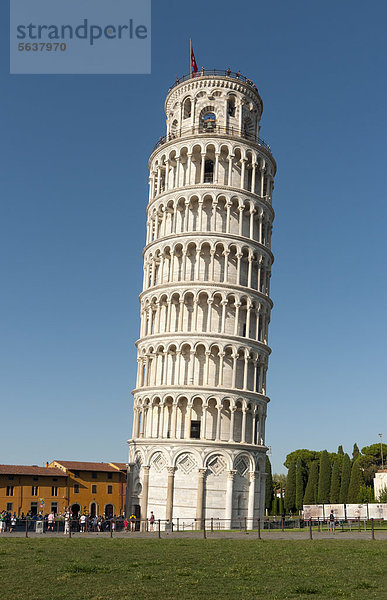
[190,40,198,74]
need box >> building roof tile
[50,461,125,473]
[0,464,65,477]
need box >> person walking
[0,512,5,533]
[129,513,136,532]
[149,511,155,532]
[10,514,17,532]
[47,511,55,532]
[329,510,335,533]
[79,513,87,533]
[64,511,70,535]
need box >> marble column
[247,471,256,529]
[166,467,176,522]
[225,470,236,528]
[140,465,150,528]
[195,468,207,527]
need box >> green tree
[284,460,296,512]
[295,457,306,511]
[358,484,374,503]
[318,450,331,504]
[278,494,284,516]
[352,443,360,462]
[303,461,319,504]
[271,495,278,516]
[361,443,387,466]
[357,454,378,486]
[284,449,320,470]
[273,473,287,492]
[339,453,351,503]
[265,456,274,513]
[330,459,341,503]
[347,459,364,503]
[337,445,344,456]
[378,487,387,503]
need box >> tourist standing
[329,510,335,533]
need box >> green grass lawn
[1,538,386,600]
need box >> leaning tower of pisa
[127,69,276,528]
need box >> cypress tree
[278,494,284,516]
[337,445,344,456]
[339,453,351,503]
[352,443,360,462]
[318,450,331,504]
[347,459,364,503]
[265,456,274,514]
[303,461,319,504]
[358,485,373,503]
[330,459,341,503]
[284,460,296,512]
[271,495,278,516]
[295,457,305,511]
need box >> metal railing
[1,516,385,539]
[152,125,272,154]
[168,70,260,93]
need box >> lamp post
[379,433,384,469]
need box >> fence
[1,516,386,539]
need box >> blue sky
[1,0,386,474]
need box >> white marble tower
[127,69,276,528]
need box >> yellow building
[0,461,127,517]
[0,464,67,516]
[49,461,127,517]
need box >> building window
[53,478,58,482]
[6,503,13,512]
[107,472,113,480]
[74,483,79,494]
[6,486,14,497]
[92,472,97,479]
[107,485,112,494]
[50,502,58,515]
[204,159,214,183]
[52,486,58,497]
[32,486,38,496]
[33,477,38,482]
[73,471,80,478]
[8,475,14,481]
[183,97,191,119]
[190,420,201,439]
[227,96,236,117]
[92,485,97,494]
[30,502,38,516]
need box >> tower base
[126,439,267,529]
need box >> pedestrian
[0,512,5,533]
[10,514,17,532]
[64,511,70,535]
[47,511,55,532]
[129,513,136,532]
[124,518,128,532]
[329,510,335,533]
[149,511,155,532]
[5,512,11,532]
[79,513,87,533]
